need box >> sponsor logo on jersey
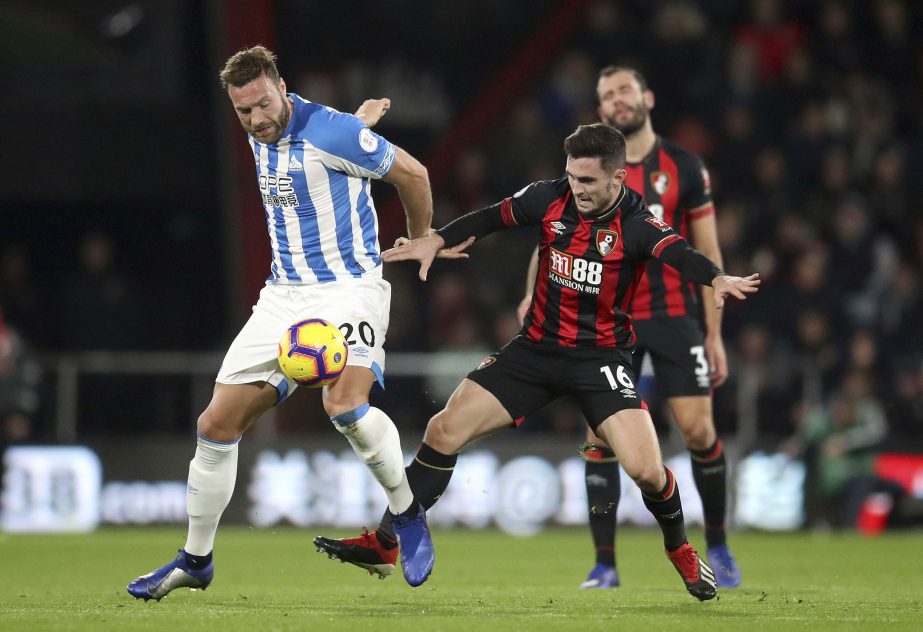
[476,356,497,370]
[645,216,672,232]
[596,230,619,256]
[620,388,637,398]
[547,247,602,294]
[288,155,304,172]
[549,221,567,235]
[359,128,379,152]
[350,346,370,358]
[651,171,670,195]
[549,247,573,278]
[701,166,712,196]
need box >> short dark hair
[598,65,649,93]
[564,123,626,173]
[219,45,281,90]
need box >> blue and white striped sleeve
[307,108,396,179]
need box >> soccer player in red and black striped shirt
[566,66,742,591]
[315,123,758,600]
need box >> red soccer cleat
[314,528,398,579]
[666,543,718,601]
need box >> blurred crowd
[2,0,922,505]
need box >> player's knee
[422,411,466,454]
[680,418,716,452]
[322,392,366,418]
[624,460,664,491]
[196,406,242,443]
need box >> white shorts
[216,276,391,401]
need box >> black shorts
[466,336,644,433]
[631,316,711,398]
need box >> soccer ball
[277,318,348,387]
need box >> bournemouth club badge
[650,171,670,195]
[596,230,619,256]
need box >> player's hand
[711,273,760,308]
[704,333,728,388]
[516,295,530,325]
[354,98,391,128]
[382,234,475,281]
[393,235,475,261]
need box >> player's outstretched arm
[711,274,760,309]
[382,233,475,281]
[354,98,390,128]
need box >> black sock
[184,551,212,569]
[642,466,687,552]
[691,438,728,548]
[584,444,620,568]
[376,442,457,545]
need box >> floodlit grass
[1,526,921,630]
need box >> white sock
[332,405,414,514]
[184,436,239,556]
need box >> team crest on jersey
[650,171,670,195]
[596,230,619,256]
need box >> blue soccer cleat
[707,544,741,587]
[127,549,213,601]
[391,504,434,587]
[579,563,620,589]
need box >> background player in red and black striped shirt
[574,66,741,590]
[316,123,759,600]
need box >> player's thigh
[634,317,712,398]
[199,381,279,440]
[594,408,664,488]
[569,347,644,433]
[667,394,716,450]
[439,338,557,449]
[424,378,516,453]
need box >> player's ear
[278,77,287,94]
[612,168,627,186]
[644,89,655,111]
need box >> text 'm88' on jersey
[502,178,683,348]
[249,93,397,285]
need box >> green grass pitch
[1,527,920,631]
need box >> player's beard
[604,101,647,138]
[249,92,291,144]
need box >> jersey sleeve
[622,208,684,259]
[436,180,564,246]
[306,107,397,179]
[681,153,715,219]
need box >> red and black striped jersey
[503,178,685,348]
[626,137,714,320]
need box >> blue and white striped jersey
[248,93,397,284]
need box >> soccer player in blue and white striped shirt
[128,45,453,599]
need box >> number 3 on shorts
[600,364,634,390]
